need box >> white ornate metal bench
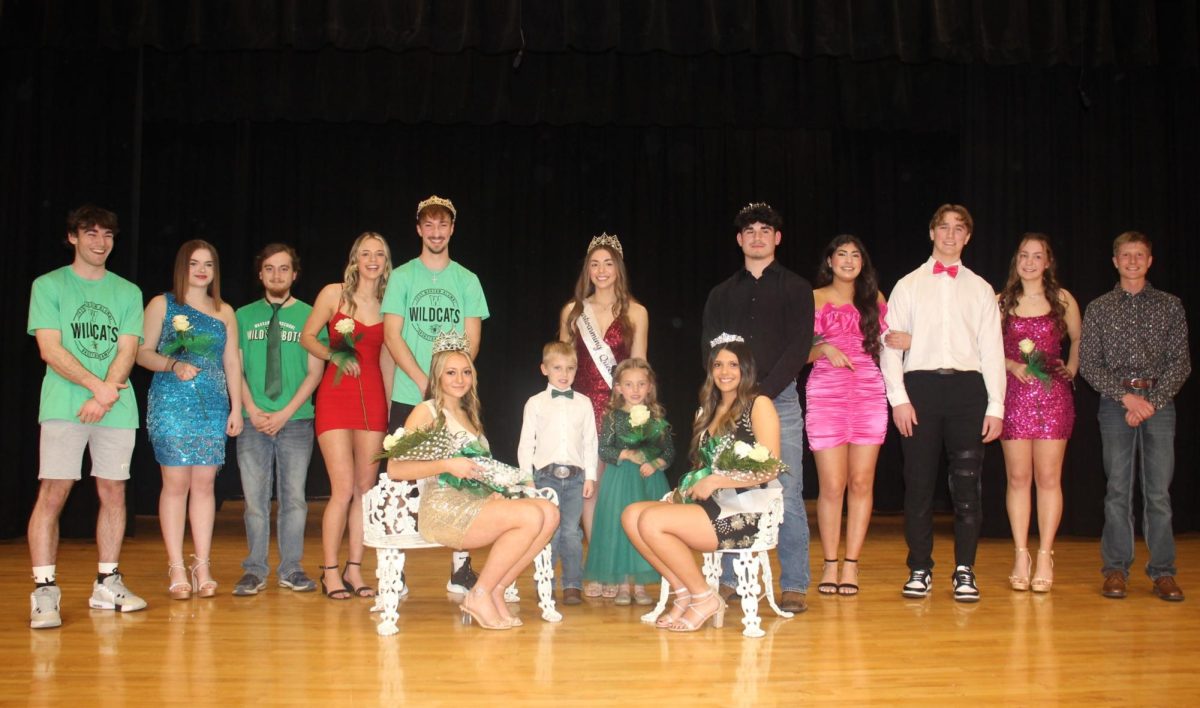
[641,490,793,637]
[363,474,562,636]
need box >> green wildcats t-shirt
[381,258,490,405]
[236,298,322,420]
[27,266,144,428]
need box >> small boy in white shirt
[517,341,598,605]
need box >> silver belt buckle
[552,465,572,479]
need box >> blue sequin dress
[147,294,230,466]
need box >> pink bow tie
[932,262,959,278]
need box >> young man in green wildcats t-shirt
[381,195,489,593]
[26,204,148,629]
[233,244,326,596]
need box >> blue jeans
[1098,397,1177,579]
[236,418,314,579]
[722,382,809,593]
[534,468,584,590]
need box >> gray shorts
[39,420,135,481]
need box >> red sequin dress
[573,319,631,432]
[314,312,388,436]
[1001,313,1075,440]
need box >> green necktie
[264,302,283,400]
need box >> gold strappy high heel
[168,562,192,600]
[189,555,218,598]
[1031,550,1054,593]
[1009,548,1031,591]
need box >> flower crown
[709,332,745,348]
[416,195,457,221]
[738,202,772,216]
[587,232,624,258]
[432,330,471,355]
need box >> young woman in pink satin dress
[997,234,1080,593]
[558,234,648,597]
[806,235,888,596]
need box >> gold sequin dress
[417,401,495,549]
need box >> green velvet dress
[583,409,674,584]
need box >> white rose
[334,318,356,336]
[1018,338,1035,355]
[732,440,754,458]
[382,434,400,452]
[172,314,192,332]
[747,444,770,463]
[629,404,650,427]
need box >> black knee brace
[947,448,983,515]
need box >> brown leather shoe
[562,588,582,605]
[1102,572,1127,599]
[779,591,808,613]
[1152,575,1184,602]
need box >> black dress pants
[900,370,986,572]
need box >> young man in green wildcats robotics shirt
[233,243,326,596]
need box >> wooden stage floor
[3,501,1199,705]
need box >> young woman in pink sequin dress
[805,235,888,596]
[558,235,648,598]
[997,234,1081,593]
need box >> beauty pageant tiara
[709,332,745,348]
[587,232,624,258]
[416,195,457,220]
[432,330,470,355]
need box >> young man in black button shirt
[701,202,814,612]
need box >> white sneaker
[30,586,62,629]
[89,572,148,612]
[901,569,933,598]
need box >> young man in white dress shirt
[880,204,1006,602]
[517,341,599,605]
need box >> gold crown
[587,232,624,258]
[432,330,470,355]
[738,202,772,215]
[416,195,457,220]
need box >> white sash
[576,303,617,389]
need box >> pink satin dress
[805,302,888,451]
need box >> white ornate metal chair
[640,490,793,637]
[363,474,562,636]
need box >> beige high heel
[668,590,726,632]
[189,556,218,598]
[459,589,512,630]
[1031,550,1054,593]
[655,588,692,629]
[168,562,192,600]
[1009,548,1031,591]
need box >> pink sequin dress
[1001,313,1075,440]
[805,302,888,450]
[572,319,630,432]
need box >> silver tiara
[587,232,624,258]
[432,330,470,355]
[738,202,771,215]
[709,332,745,348]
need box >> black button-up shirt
[1079,282,1191,409]
[701,260,814,398]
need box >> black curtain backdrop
[2,1,1197,543]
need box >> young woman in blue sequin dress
[137,240,243,600]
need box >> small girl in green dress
[583,358,674,605]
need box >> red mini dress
[314,312,388,436]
